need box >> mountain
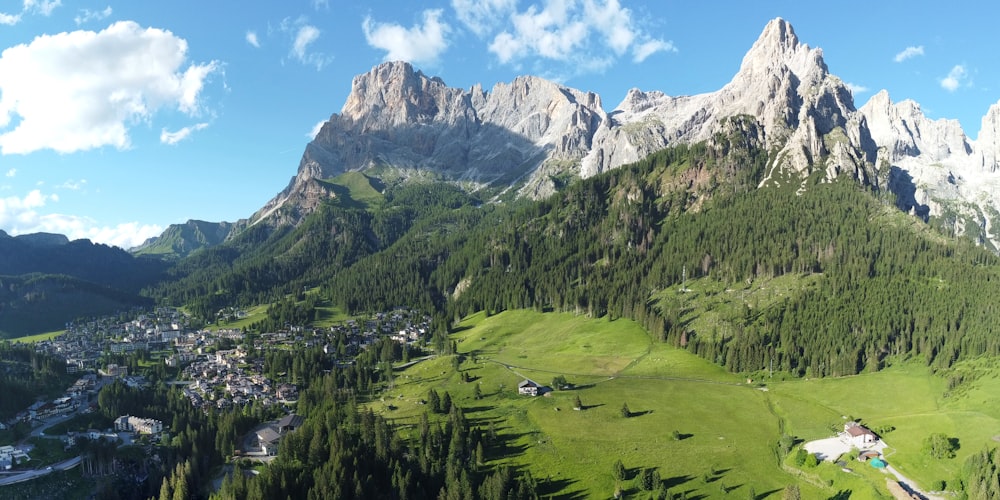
[0,232,166,337]
[132,219,237,259]
[242,17,1000,251]
[859,91,1000,247]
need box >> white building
[115,415,164,435]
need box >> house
[256,427,281,455]
[844,422,877,447]
[518,379,540,397]
[277,414,303,434]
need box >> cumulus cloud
[0,21,219,155]
[363,9,451,65]
[246,30,260,48]
[0,188,161,248]
[74,6,111,25]
[846,82,869,95]
[5,168,14,177]
[894,45,924,63]
[307,120,326,139]
[160,123,209,145]
[940,65,967,92]
[474,0,673,72]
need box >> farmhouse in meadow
[843,422,878,447]
[518,379,540,396]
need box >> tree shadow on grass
[662,474,693,490]
[827,490,852,500]
[537,477,586,499]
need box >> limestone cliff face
[581,18,875,186]
[248,18,1000,250]
[252,61,606,225]
[858,89,1000,248]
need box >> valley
[6,14,1000,500]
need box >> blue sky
[0,0,997,248]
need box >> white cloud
[0,12,21,25]
[56,179,86,190]
[846,82,869,95]
[940,65,967,92]
[0,188,161,249]
[632,39,675,63]
[246,30,260,48]
[23,0,60,16]
[160,123,209,145]
[482,0,673,71]
[293,25,320,61]
[894,45,924,63]
[312,0,329,10]
[279,17,331,70]
[307,120,326,139]
[74,6,111,25]
[363,9,451,66]
[5,168,14,177]
[0,21,220,155]
[452,0,516,36]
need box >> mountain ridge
[156,17,1000,251]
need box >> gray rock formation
[581,18,875,186]
[253,61,606,225]
[248,17,1000,250]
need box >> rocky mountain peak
[978,101,1000,172]
[737,17,827,81]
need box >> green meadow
[374,310,1000,499]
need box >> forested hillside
[154,118,1000,378]
[0,235,165,338]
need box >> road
[0,456,80,486]
[885,464,943,500]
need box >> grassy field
[371,309,1000,499]
[10,330,65,343]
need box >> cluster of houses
[0,445,30,470]
[6,374,99,426]
[33,308,192,374]
[26,307,432,416]
[180,348,288,411]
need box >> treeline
[156,118,1000,378]
[151,183,482,319]
[0,342,75,420]
[312,127,1000,377]
[213,375,537,500]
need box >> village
[0,306,431,475]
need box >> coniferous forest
[33,120,1000,498]
[155,116,1000,379]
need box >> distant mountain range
[0,230,163,337]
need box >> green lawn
[11,330,65,343]
[369,309,1000,499]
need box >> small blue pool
[870,458,886,469]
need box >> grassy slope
[373,310,1000,499]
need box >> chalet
[843,422,877,448]
[277,414,304,434]
[518,379,540,397]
